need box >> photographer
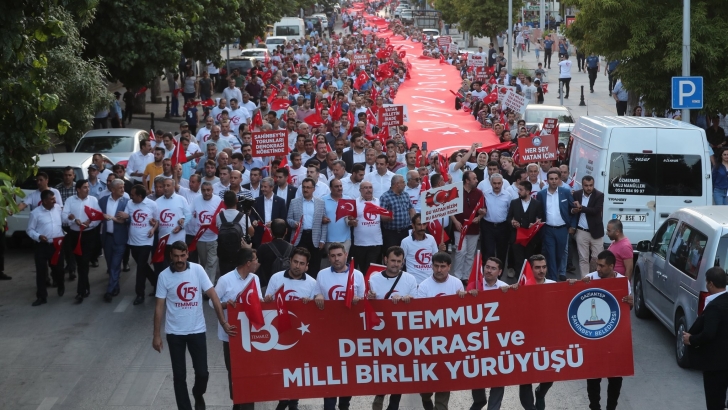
[215,191,254,278]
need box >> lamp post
[507,0,513,74]
[681,0,690,123]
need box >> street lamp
[682,0,690,123]
[507,0,512,74]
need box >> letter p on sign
[671,76,703,109]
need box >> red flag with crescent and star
[85,205,105,221]
[466,250,484,291]
[188,225,209,253]
[424,186,459,207]
[426,219,449,245]
[237,279,264,329]
[152,233,171,263]
[260,222,273,245]
[51,237,64,266]
[207,201,226,235]
[292,215,304,244]
[336,198,357,221]
[344,259,356,309]
[363,202,393,218]
[74,225,84,256]
[515,222,545,246]
[518,260,538,286]
[457,196,484,251]
[275,286,292,332]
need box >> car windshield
[267,38,286,45]
[75,136,134,153]
[19,167,83,190]
[240,50,266,57]
[524,109,574,124]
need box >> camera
[237,196,255,213]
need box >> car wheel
[675,313,690,368]
[633,271,651,319]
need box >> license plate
[613,214,647,222]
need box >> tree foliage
[182,0,245,67]
[434,0,522,42]
[237,0,317,47]
[564,0,728,114]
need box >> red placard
[252,130,288,156]
[517,133,558,162]
[378,105,404,127]
[540,118,559,137]
[351,53,370,67]
[437,36,452,47]
[228,279,634,402]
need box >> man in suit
[287,177,328,277]
[274,167,297,212]
[571,175,605,277]
[683,267,728,410]
[256,219,294,288]
[252,177,287,248]
[536,169,576,281]
[507,180,543,275]
[342,133,367,172]
[98,179,130,302]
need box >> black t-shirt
[706,126,726,147]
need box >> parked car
[264,36,288,53]
[633,206,727,367]
[523,104,575,146]
[6,153,115,240]
[219,57,254,80]
[239,48,270,64]
[73,128,148,167]
[400,10,414,24]
[312,13,329,28]
[422,28,440,40]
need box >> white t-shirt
[265,270,318,300]
[559,60,572,78]
[369,270,418,299]
[585,272,631,294]
[241,101,257,113]
[155,193,190,243]
[288,166,308,188]
[228,107,251,135]
[190,195,223,242]
[196,127,213,144]
[416,274,464,298]
[316,266,365,300]
[400,234,439,284]
[404,186,421,213]
[471,89,488,102]
[354,197,383,247]
[156,262,214,335]
[24,188,63,211]
[211,270,261,342]
[212,107,225,125]
[126,198,158,246]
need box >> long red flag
[237,279,264,329]
[466,250,484,291]
[344,258,355,309]
[457,196,484,251]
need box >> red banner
[517,134,558,163]
[228,279,634,402]
[378,105,404,127]
[252,130,288,157]
[352,53,370,67]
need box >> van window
[652,219,678,259]
[608,153,702,196]
[275,26,300,37]
[668,224,707,279]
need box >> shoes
[68,272,76,281]
[559,275,567,282]
[122,264,130,272]
[564,95,569,99]
[32,298,47,307]
[83,290,91,298]
[535,394,546,410]
[590,89,594,93]
[103,293,113,303]
[74,294,84,304]
[0,272,11,280]
[58,285,65,297]
[90,260,99,268]
[133,296,144,305]
[194,395,206,410]
[112,288,120,297]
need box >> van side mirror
[636,240,651,252]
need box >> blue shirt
[586,55,599,68]
[607,60,619,73]
[379,189,414,230]
[243,158,268,177]
[185,106,198,126]
[612,80,628,101]
[543,40,554,51]
[302,198,315,230]
[87,179,107,199]
[713,164,728,190]
[322,194,352,242]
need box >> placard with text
[419,181,463,223]
[517,133,558,162]
[252,130,288,157]
[378,105,405,127]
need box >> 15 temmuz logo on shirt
[198,210,213,224]
[415,249,432,265]
[160,209,174,224]
[132,209,148,224]
[175,282,199,308]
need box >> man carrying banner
[416,252,464,410]
[507,180,543,275]
[367,245,418,410]
[153,241,234,410]
[451,171,485,285]
[401,213,444,284]
[314,242,365,410]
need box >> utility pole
[507,0,512,74]
[540,0,545,33]
[682,0,690,123]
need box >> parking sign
[671,76,703,109]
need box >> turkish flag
[171,140,188,167]
[135,87,147,98]
[449,90,464,99]
[251,110,263,129]
[270,99,291,111]
[292,215,304,244]
[420,175,431,193]
[261,224,273,244]
[375,49,391,59]
[398,50,406,59]
[518,260,537,286]
[207,202,226,235]
[188,225,209,253]
[366,108,377,126]
[311,53,321,64]
[426,219,449,245]
[515,222,545,246]
[362,297,382,329]
[267,87,278,104]
[275,286,292,332]
[438,155,449,183]
[51,237,64,266]
[457,196,484,251]
[330,102,342,120]
[345,259,356,308]
[74,225,84,256]
[84,205,105,221]
[288,85,300,95]
[237,279,264,329]
[336,199,357,221]
[152,233,171,263]
[466,250,484,291]
[200,99,215,108]
[149,129,156,141]
[304,113,325,128]
[363,202,393,218]
[483,91,498,104]
[424,186,459,207]
[476,141,516,154]
[262,71,272,82]
[364,263,386,293]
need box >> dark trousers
[544,51,552,68]
[167,332,208,410]
[93,117,108,129]
[298,230,321,278]
[541,225,568,281]
[576,53,585,70]
[34,241,64,300]
[607,71,616,93]
[616,101,628,116]
[223,341,254,408]
[587,377,623,410]
[559,77,571,97]
[91,225,102,262]
[470,387,504,410]
[481,221,509,265]
[351,244,382,275]
[104,234,126,294]
[381,228,408,259]
[324,396,351,410]
[519,382,553,410]
[62,226,76,274]
[702,370,728,410]
[373,394,402,410]
[185,234,200,264]
[129,245,156,297]
[123,106,134,124]
[67,228,98,296]
[587,67,598,91]
[511,240,539,276]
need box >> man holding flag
[155,179,190,274]
[507,180,543,276]
[189,182,223,283]
[450,171,485,285]
[26,190,65,306]
[126,184,158,306]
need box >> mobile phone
[422,141,428,151]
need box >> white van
[568,116,712,247]
[273,17,305,41]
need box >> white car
[312,13,329,27]
[74,128,148,167]
[265,36,287,53]
[6,153,115,240]
[239,48,270,64]
[422,29,440,40]
[522,104,575,146]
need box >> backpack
[217,211,244,259]
[270,242,294,273]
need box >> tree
[434,0,460,26]
[564,0,728,114]
[238,0,317,47]
[182,0,245,67]
[449,0,522,44]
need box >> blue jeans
[541,225,568,281]
[324,396,352,410]
[104,234,127,294]
[714,188,728,205]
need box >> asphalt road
[0,245,707,410]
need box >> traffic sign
[671,76,703,109]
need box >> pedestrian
[251,177,287,248]
[612,78,628,116]
[558,54,572,99]
[182,69,197,105]
[543,36,554,69]
[481,173,512,268]
[216,191,254,279]
[287,178,327,277]
[576,47,585,72]
[537,170,576,281]
[507,180,543,275]
[571,175,605,276]
[190,182,223,282]
[123,89,135,125]
[401,213,445,284]
[712,149,728,205]
[197,71,212,101]
[99,179,130,302]
[606,219,634,278]
[126,184,158,305]
[153,240,233,410]
[26,190,66,306]
[451,171,485,284]
[111,92,123,128]
[320,179,353,269]
[683,267,728,410]
[379,175,415,258]
[350,181,384,274]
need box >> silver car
[523,104,575,146]
[73,128,149,167]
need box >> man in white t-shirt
[400,213,444,284]
[228,98,251,136]
[351,181,384,274]
[404,170,423,213]
[558,54,572,99]
[264,247,318,301]
[126,184,159,305]
[19,171,63,212]
[190,182,222,283]
[152,241,232,410]
[196,116,215,144]
[155,179,190,272]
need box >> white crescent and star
[297,323,310,335]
